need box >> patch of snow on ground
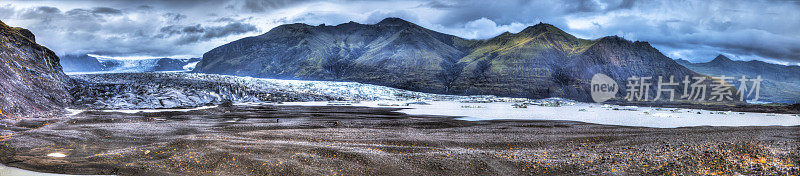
[65,109,84,116]
[281,101,800,128]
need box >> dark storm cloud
[91,7,122,15]
[159,24,201,35]
[203,22,258,38]
[19,6,62,21]
[242,0,312,12]
[33,6,60,14]
[159,22,258,44]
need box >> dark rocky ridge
[0,20,71,118]
[194,18,735,103]
[676,55,800,103]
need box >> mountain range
[676,55,800,103]
[60,54,201,73]
[0,20,71,118]
[193,18,728,103]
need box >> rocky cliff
[0,20,71,118]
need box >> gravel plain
[0,104,798,175]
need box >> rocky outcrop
[0,20,71,118]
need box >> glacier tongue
[69,72,465,110]
[183,61,200,71]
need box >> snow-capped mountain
[60,54,201,74]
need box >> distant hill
[193,18,736,103]
[676,55,800,103]
[0,20,71,118]
[60,54,201,73]
[60,54,107,72]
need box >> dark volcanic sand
[0,105,798,175]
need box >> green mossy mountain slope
[193,18,728,103]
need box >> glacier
[69,72,467,110]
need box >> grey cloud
[19,6,62,20]
[163,12,187,22]
[160,22,259,44]
[202,22,258,38]
[614,0,636,10]
[213,17,236,22]
[211,16,253,23]
[91,7,122,15]
[421,1,456,9]
[184,25,205,33]
[159,24,202,35]
[64,8,120,20]
[568,0,604,12]
[22,6,122,23]
[34,6,60,14]
[242,0,310,12]
[0,5,14,19]
[67,7,123,16]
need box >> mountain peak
[377,17,414,26]
[596,35,630,44]
[709,54,734,64]
[519,22,566,35]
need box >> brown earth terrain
[0,105,798,175]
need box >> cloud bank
[1,0,798,65]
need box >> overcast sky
[2,0,799,65]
